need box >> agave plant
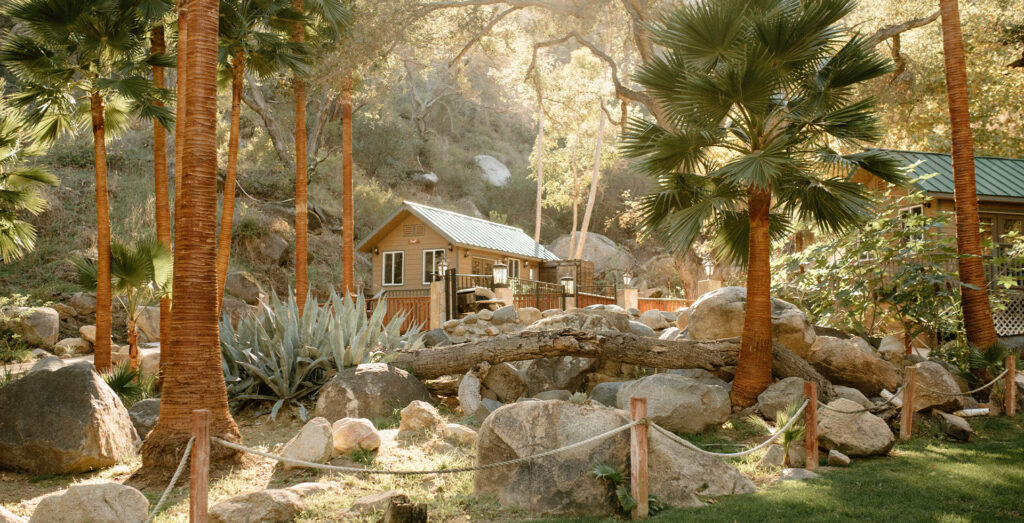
[220,289,424,420]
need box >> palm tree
[150,21,174,353]
[938,0,998,349]
[1,0,173,371]
[0,80,58,262]
[621,0,906,407]
[216,0,305,310]
[71,238,172,371]
[142,0,242,467]
[341,73,354,294]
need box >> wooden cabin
[356,201,561,294]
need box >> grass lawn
[542,415,1024,523]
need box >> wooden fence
[367,290,430,333]
[511,277,563,311]
[637,297,693,314]
[577,284,616,308]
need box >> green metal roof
[403,201,560,261]
[870,149,1024,199]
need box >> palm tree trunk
[568,136,580,257]
[534,103,543,243]
[574,110,605,260]
[173,1,188,221]
[142,0,241,468]
[731,190,775,407]
[152,25,172,367]
[938,0,998,349]
[90,92,112,371]
[127,319,139,371]
[215,52,244,312]
[292,0,308,315]
[342,74,355,295]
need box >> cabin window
[383,251,404,286]
[507,259,521,279]
[423,249,446,284]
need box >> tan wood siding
[370,215,450,292]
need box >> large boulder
[210,488,304,523]
[516,356,597,395]
[911,361,962,412]
[79,325,96,344]
[0,362,137,473]
[29,483,149,523]
[0,506,24,523]
[616,374,730,433]
[128,398,161,439]
[546,233,635,276]
[280,417,333,470]
[590,381,626,407]
[1,307,60,348]
[224,271,265,305]
[757,377,805,419]
[475,401,752,516]
[481,362,527,403]
[53,337,91,357]
[808,336,899,396]
[397,400,443,434]
[877,335,905,365]
[817,398,895,457]
[628,320,656,338]
[639,309,669,330]
[474,154,512,187]
[134,306,160,342]
[523,309,627,334]
[687,287,815,356]
[70,292,97,315]
[331,418,381,454]
[313,363,430,424]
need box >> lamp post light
[492,262,508,288]
[560,276,575,296]
[622,271,633,287]
[703,259,715,279]
[436,257,450,282]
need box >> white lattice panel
[994,296,1024,337]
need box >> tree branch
[865,10,940,46]
[413,0,580,18]
[241,81,293,168]
[448,6,523,67]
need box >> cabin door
[471,256,495,276]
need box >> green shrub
[101,361,156,407]
[220,289,424,420]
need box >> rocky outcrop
[29,483,149,523]
[442,423,477,446]
[225,271,265,305]
[0,362,137,474]
[128,398,161,439]
[134,306,160,342]
[517,356,598,396]
[756,377,805,419]
[280,417,334,470]
[1,307,60,348]
[475,401,752,516]
[481,362,528,403]
[397,400,443,434]
[209,484,334,523]
[546,233,635,275]
[314,363,430,423]
[70,292,97,315]
[53,337,91,357]
[910,361,962,412]
[474,154,512,186]
[687,287,815,356]
[808,336,899,396]
[616,374,730,433]
[817,398,895,456]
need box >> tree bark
[173,1,188,222]
[293,0,308,315]
[142,0,241,468]
[573,109,604,260]
[534,100,543,243]
[90,92,112,372]
[731,190,775,408]
[215,51,244,312]
[938,0,998,349]
[151,25,172,368]
[389,329,833,400]
[568,136,579,257]
[342,75,354,295]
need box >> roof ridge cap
[405,200,524,231]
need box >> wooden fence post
[803,381,818,470]
[900,366,916,440]
[629,397,648,520]
[191,409,210,523]
[1006,355,1017,417]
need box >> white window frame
[507,258,521,279]
[422,249,446,285]
[382,251,404,286]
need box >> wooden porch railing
[367,289,430,333]
[637,297,693,314]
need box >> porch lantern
[560,276,575,296]
[436,257,450,281]
[703,259,715,279]
[622,271,633,287]
[492,262,508,288]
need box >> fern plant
[748,401,806,467]
[220,289,425,420]
[591,461,665,515]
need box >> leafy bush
[747,401,805,468]
[590,461,665,516]
[220,289,424,419]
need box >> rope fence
[650,399,808,459]
[913,368,1009,397]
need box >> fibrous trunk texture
[152,25,172,370]
[142,0,241,468]
[342,75,354,294]
[938,0,998,349]
[91,92,112,371]
[731,190,775,408]
[293,0,308,314]
[215,51,244,312]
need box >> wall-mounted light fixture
[448,243,454,252]
[373,247,380,256]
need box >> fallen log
[390,329,834,401]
